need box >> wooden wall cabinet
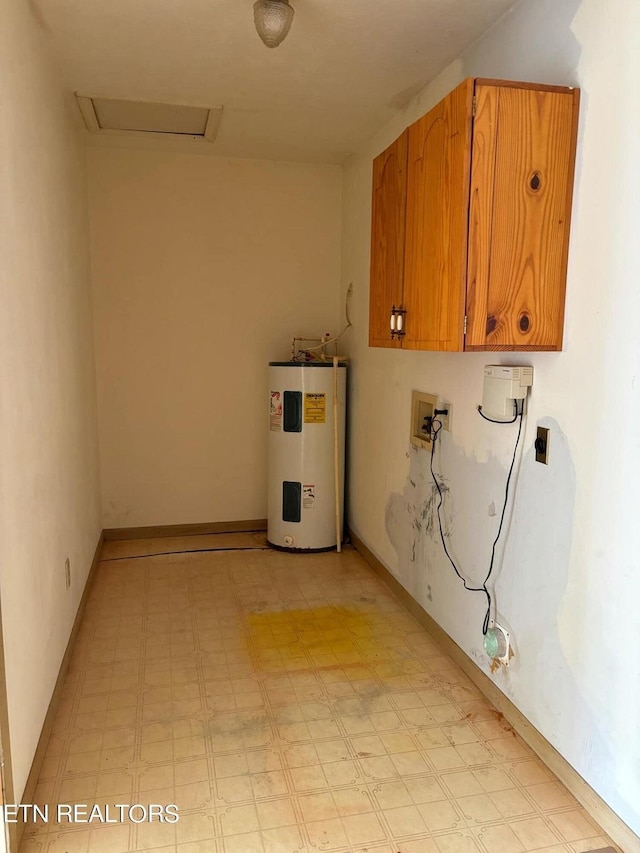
[368,78,580,352]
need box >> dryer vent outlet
[484,621,511,666]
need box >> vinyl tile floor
[20,535,619,853]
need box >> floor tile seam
[258,804,394,852]
[366,790,455,815]
[257,684,324,768]
[463,723,520,747]
[187,619,221,809]
[489,809,575,845]
[41,757,569,810]
[62,705,211,735]
[44,718,540,768]
[459,805,575,831]
[355,801,437,845]
[55,732,218,772]
[512,785,582,818]
[184,596,214,739]
[259,786,314,842]
[130,810,218,851]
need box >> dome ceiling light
[253,0,295,49]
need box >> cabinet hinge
[472,96,477,117]
[463,315,468,335]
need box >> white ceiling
[35,0,517,164]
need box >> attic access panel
[75,95,223,142]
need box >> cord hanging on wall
[426,370,530,640]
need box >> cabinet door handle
[390,305,406,339]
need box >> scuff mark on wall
[385,439,505,597]
[385,445,455,591]
[384,418,618,824]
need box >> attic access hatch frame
[75,94,223,143]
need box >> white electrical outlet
[65,558,71,590]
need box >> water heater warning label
[303,485,315,509]
[269,391,282,431]
[304,393,326,423]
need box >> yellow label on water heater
[304,392,326,423]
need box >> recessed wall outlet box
[535,426,550,464]
[482,365,533,420]
[410,390,437,449]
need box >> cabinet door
[369,130,408,348]
[403,79,474,351]
[466,83,579,350]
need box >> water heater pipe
[332,356,341,553]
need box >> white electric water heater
[268,361,347,551]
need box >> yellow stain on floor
[245,606,388,672]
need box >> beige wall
[0,1,102,798]
[88,148,342,528]
[341,0,640,838]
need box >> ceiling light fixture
[253,0,295,48]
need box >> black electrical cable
[429,421,490,618]
[477,404,518,424]
[480,401,524,632]
[428,400,524,635]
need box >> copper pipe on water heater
[333,356,341,553]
